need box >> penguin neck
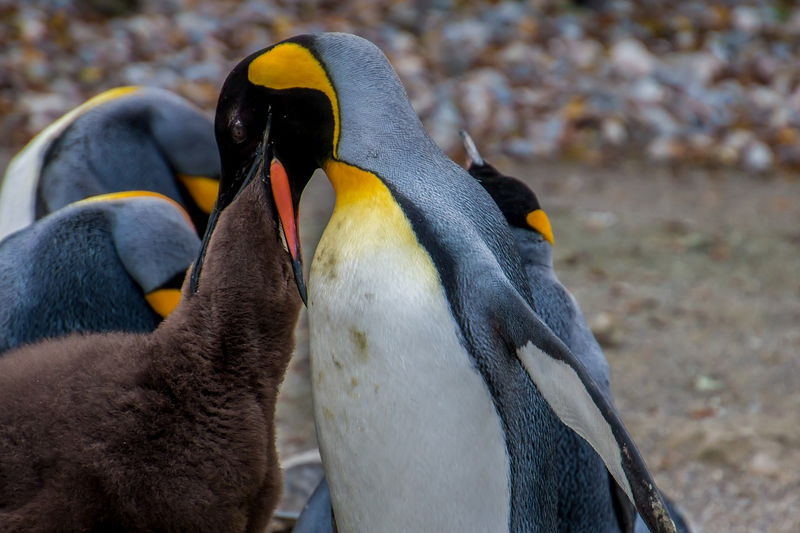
[511,226,555,270]
[156,181,301,389]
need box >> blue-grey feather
[0,198,198,354]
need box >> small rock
[732,6,762,34]
[749,452,779,478]
[581,210,618,231]
[601,118,626,145]
[590,312,622,348]
[694,375,725,392]
[743,141,773,172]
[610,39,657,78]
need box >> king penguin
[0,191,199,354]
[462,131,692,533]
[213,32,677,533]
[0,86,220,241]
[290,133,694,533]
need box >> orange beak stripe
[270,158,299,260]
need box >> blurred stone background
[1,1,798,532]
[1,0,800,171]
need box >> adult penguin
[0,191,199,353]
[210,32,677,533]
[0,86,220,241]
[461,131,692,533]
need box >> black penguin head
[201,34,348,304]
[207,32,445,303]
[460,130,554,245]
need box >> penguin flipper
[491,283,676,533]
[292,476,336,533]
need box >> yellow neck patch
[248,42,340,157]
[525,209,555,245]
[177,174,219,214]
[313,160,437,287]
[73,190,194,228]
[145,288,182,318]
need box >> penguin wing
[491,281,676,533]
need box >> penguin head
[212,32,435,301]
[37,87,221,234]
[73,191,200,318]
[142,88,222,226]
[460,131,554,245]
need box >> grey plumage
[463,131,691,533]
[292,477,335,533]
[0,87,219,240]
[0,195,198,354]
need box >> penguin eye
[231,119,247,144]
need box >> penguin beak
[190,114,273,294]
[526,209,555,245]
[268,157,307,305]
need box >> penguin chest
[308,180,511,532]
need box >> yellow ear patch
[314,160,439,288]
[73,190,194,228]
[177,174,219,214]
[526,209,555,245]
[145,288,182,318]
[248,42,340,157]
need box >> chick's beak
[268,156,307,305]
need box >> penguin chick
[0,86,220,241]
[0,131,302,530]
[0,191,199,354]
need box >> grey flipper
[486,278,675,533]
[292,477,336,533]
[0,196,198,354]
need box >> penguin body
[215,32,677,533]
[464,132,692,533]
[0,87,219,240]
[463,133,621,531]
[310,162,520,531]
[0,192,199,353]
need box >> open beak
[268,157,307,305]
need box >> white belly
[308,209,511,532]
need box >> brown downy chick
[0,130,301,531]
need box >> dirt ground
[274,160,800,533]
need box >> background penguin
[0,86,220,241]
[0,191,199,353]
[462,130,692,532]
[214,32,677,533]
